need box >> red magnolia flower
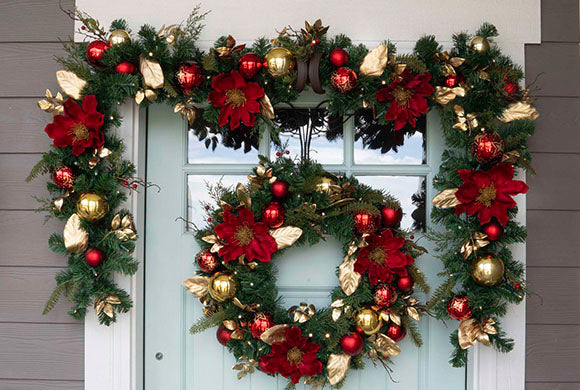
[259,326,322,384]
[44,95,105,156]
[208,70,264,130]
[455,163,528,226]
[354,229,414,285]
[376,69,434,130]
[214,207,277,263]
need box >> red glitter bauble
[481,220,504,241]
[249,313,274,339]
[329,48,349,67]
[216,325,232,346]
[353,211,378,234]
[270,179,289,199]
[238,53,263,79]
[340,333,364,356]
[330,67,357,93]
[261,202,285,228]
[52,166,75,189]
[196,249,219,273]
[115,61,135,74]
[85,248,106,267]
[373,283,398,307]
[396,276,414,292]
[472,132,504,164]
[176,63,204,91]
[380,206,403,228]
[86,41,109,63]
[386,324,406,342]
[445,75,460,87]
[447,295,473,320]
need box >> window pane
[188,129,259,164]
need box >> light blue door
[145,98,465,389]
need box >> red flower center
[476,184,497,207]
[234,224,254,245]
[369,247,387,265]
[392,87,413,108]
[225,89,247,108]
[70,123,90,142]
[286,347,303,365]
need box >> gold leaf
[139,55,164,89]
[183,276,209,298]
[63,213,89,254]
[326,353,351,385]
[449,57,466,67]
[458,318,497,349]
[460,232,490,260]
[236,183,252,208]
[223,320,237,330]
[269,226,303,250]
[498,101,540,123]
[372,334,401,357]
[389,311,401,326]
[406,306,420,321]
[202,234,218,244]
[37,99,53,111]
[56,70,87,100]
[260,324,289,345]
[331,299,344,321]
[339,254,361,296]
[432,188,461,209]
[145,89,158,101]
[394,63,407,75]
[259,94,275,119]
[111,214,121,230]
[135,90,145,105]
[434,86,466,105]
[359,44,388,77]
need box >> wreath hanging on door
[28,5,538,371]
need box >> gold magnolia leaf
[236,183,252,208]
[389,310,401,326]
[460,232,490,260]
[406,306,420,321]
[111,214,121,230]
[63,213,89,254]
[288,302,316,323]
[331,299,344,322]
[371,334,401,357]
[338,254,361,296]
[56,70,87,100]
[449,57,466,67]
[260,324,289,345]
[260,94,275,119]
[432,188,461,209]
[202,234,218,244]
[326,353,351,385]
[498,101,540,123]
[434,86,466,105]
[269,226,303,250]
[94,294,121,318]
[184,276,209,298]
[139,55,164,89]
[53,192,70,211]
[394,63,407,76]
[359,44,388,77]
[458,318,497,349]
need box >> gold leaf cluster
[38,89,64,114]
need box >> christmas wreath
[184,158,428,387]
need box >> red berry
[515,282,521,290]
[285,150,290,154]
[81,26,86,30]
[207,218,212,222]
[276,152,281,157]
[123,180,129,186]
[410,235,415,239]
[315,39,320,44]
[205,205,210,210]
[132,184,138,189]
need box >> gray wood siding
[525,0,580,388]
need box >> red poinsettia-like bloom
[455,163,528,226]
[44,95,105,156]
[259,326,322,384]
[375,69,434,130]
[214,207,277,263]
[208,70,264,130]
[354,229,414,285]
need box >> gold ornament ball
[76,193,108,221]
[264,47,294,78]
[315,176,337,194]
[208,273,237,302]
[354,308,383,335]
[471,254,505,286]
[108,29,131,46]
[469,36,490,53]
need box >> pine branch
[402,316,423,347]
[43,280,75,315]
[189,310,227,334]
[408,263,430,294]
[427,278,456,310]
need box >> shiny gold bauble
[76,193,107,221]
[208,273,237,302]
[264,47,294,78]
[471,254,505,286]
[468,36,490,53]
[108,29,131,46]
[354,308,383,335]
[314,176,337,194]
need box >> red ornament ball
[261,202,285,228]
[86,41,109,63]
[472,132,504,164]
[238,53,263,79]
[249,312,274,339]
[514,282,521,290]
[196,249,219,273]
[386,324,406,342]
[481,220,504,241]
[380,206,403,228]
[115,61,135,74]
[85,248,106,267]
[329,48,349,67]
[176,63,203,91]
[373,283,398,307]
[447,295,473,320]
[396,276,414,292]
[331,67,357,93]
[353,211,378,234]
[504,81,519,95]
[445,75,461,88]
[340,333,364,356]
[216,325,232,346]
[52,166,75,189]
[270,179,289,199]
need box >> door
[145,97,465,389]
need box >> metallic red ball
[373,283,398,307]
[85,248,106,267]
[396,276,414,292]
[340,332,364,356]
[329,48,349,67]
[86,41,109,63]
[445,75,460,87]
[380,206,403,228]
[447,295,473,320]
[331,67,357,93]
[238,53,262,79]
[353,211,378,234]
[216,325,232,346]
[472,132,504,164]
[115,61,135,74]
[196,249,219,273]
[261,202,285,228]
[386,324,406,342]
[504,81,519,95]
[176,63,203,91]
[249,313,274,339]
[482,220,504,241]
[270,179,289,199]
[52,166,75,189]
